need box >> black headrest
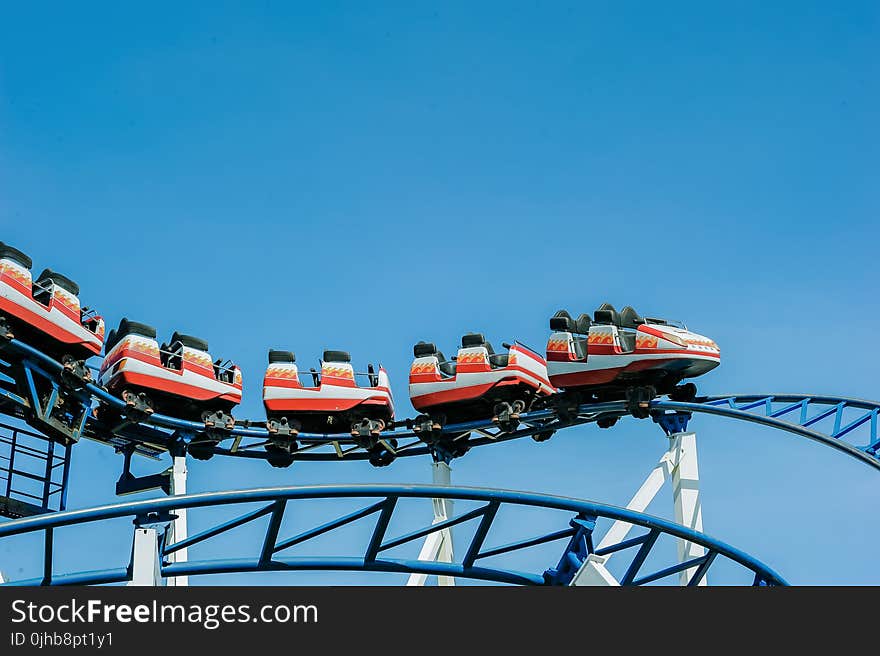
[594,310,618,325]
[171,332,209,352]
[549,309,575,332]
[575,313,592,334]
[268,349,295,364]
[323,349,351,363]
[117,318,157,340]
[461,333,486,348]
[106,318,155,354]
[461,333,495,354]
[36,268,79,296]
[0,242,32,270]
[619,306,644,329]
[104,329,118,354]
[594,302,619,325]
[414,341,438,358]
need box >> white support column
[669,431,705,585]
[433,461,455,587]
[573,429,705,586]
[166,455,188,587]
[571,453,674,586]
[594,451,676,553]
[407,533,444,587]
[571,554,620,586]
[128,527,162,586]
[406,459,455,586]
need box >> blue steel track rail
[662,395,880,471]
[1,336,879,470]
[0,485,787,586]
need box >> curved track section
[0,485,786,586]
[1,336,878,471]
[675,395,880,470]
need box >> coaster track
[0,485,787,587]
[1,336,878,470]
[1,333,877,586]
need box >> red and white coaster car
[408,333,555,432]
[545,304,720,416]
[0,242,104,364]
[98,319,242,425]
[262,349,394,438]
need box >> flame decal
[323,366,354,380]
[184,350,213,368]
[636,335,659,349]
[266,366,298,379]
[53,287,80,313]
[457,352,487,364]
[0,262,31,288]
[546,339,569,352]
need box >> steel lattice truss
[668,395,880,470]
[0,485,786,586]
[0,421,71,516]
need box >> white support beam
[407,460,455,586]
[166,455,188,587]
[572,428,706,586]
[406,532,444,587]
[128,527,162,586]
[595,451,675,553]
[571,452,674,586]
[669,431,705,585]
[437,526,455,586]
[432,461,455,587]
[570,554,620,586]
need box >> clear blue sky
[0,2,877,584]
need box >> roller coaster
[0,243,877,586]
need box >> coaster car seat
[0,242,32,270]
[170,332,209,352]
[461,332,492,352]
[575,313,592,334]
[461,332,508,368]
[616,306,644,352]
[269,349,296,364]
[549,310,576,332]
[106,318,157,354]
[549,309,591,359]
[619,306,644,330]
[414,341,456,376]
[323,350,351,363]
[33,268,80,305]
[594,302,620,326]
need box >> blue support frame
[544,513,596,585]
[19,358,91,444]
[0,484,787,587]
[0,420,71,517]
[652,411,692,436]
